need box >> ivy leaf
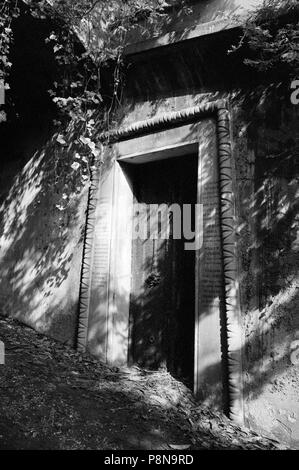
[71,161,80,171]
[91,148,101,158]
[53,44,63,53]
[56,134,67,145]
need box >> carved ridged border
[216,104,244,424]
[100,101,224,143]
[76,161,101,351]
[78,99,244,423]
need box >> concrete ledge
[124,18,241,56]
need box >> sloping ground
[0,317,285,450]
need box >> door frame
[126,152,199,381]
[77,99,244,424]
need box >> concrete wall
[0,0,297,448]
[78,0,264,55]
[0,12,89,345]
[117,94,299,447]
[112,32,299,446]
[0,134,89,345]
[232,96,299,447]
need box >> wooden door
[129,154,198,388]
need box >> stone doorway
[77,105,244,423]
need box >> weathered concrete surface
[0,136,89,345]
[232,96,299,447]
[0,11,89,346]
[110,33,299,446]
[118,96,298,447]
[0,1,297,450]
[77,0,263,55]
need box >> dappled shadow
[0,0,298,450]
[0,10,90,345]
[229,87,298,444]
[0,316,280,450]
[89,87,298,446]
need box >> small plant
[230,0,298,79]
[0,1,188,200]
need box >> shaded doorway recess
[128,154,198,388]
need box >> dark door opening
[129,154,198,389]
